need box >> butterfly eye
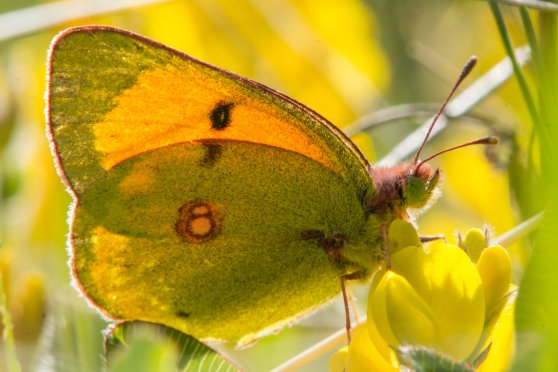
[403,176,428,208]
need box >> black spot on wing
[175,310,190,318]
[200,143,223,167]
[210,101,234,130]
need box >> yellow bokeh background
[0,1,536,370]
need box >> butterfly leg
[340,270,366,343]
[419,234,445,243]
[381,223,391,270]
[302,229,364,342]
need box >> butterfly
[46,25,490,347]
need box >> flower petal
[388,219,422,255]
[463,228,487,262]
[328,346,348,372]
[477,286,516,371]
[391,243,485,360]
[346,326,397,372]
[384,271,437,347]
[368,271,400,349]
[476,245,512,321]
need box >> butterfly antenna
[412,56,478,168]
[415,135,498,171]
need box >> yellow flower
[329,325,397,372]
[331,220,514,371]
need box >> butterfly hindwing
[73,140,373,343]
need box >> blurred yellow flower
[331,220,515,371]
[0,255,46,343]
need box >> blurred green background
[0,0,552,371]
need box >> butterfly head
[366,133,497,221]
[364,56,498,222]
[403,162,440,210]
[366,160,441,221]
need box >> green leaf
[513,205,558,371]
[395,346,475,372]
[105,321,239,372]
[511,5,558,372]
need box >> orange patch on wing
[89,227,135,305]
[118,160,156,196]
[190,216,212,235]
[87,226,170,318]
[93,67,336,171]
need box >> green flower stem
[538,9,558,166]
[488,1,548,156]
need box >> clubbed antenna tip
[412,56,479,166]
[459,56,478,83]
[415,135,499,173]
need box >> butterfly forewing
[47,27,372,198]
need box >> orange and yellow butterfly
[47,25,454,347]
